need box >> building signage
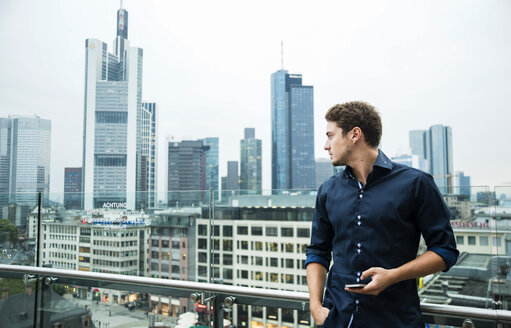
[451,221,489,229]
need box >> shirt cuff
[304,254,330,271]
[428,246,459,271]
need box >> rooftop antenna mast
[281,40,284,70]
[120,0,123,9]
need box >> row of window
[93,249,137,257]
[151,240,186,248]
[92,240,137,247]
[93,259,137,267]
[197,239,307,254]
[46,243,76,251]
[197,266,307,285]
[198,225,310,238]
[197,253,306,269]
[456,235,501,246]
[48,252,76,260]
[45,234,77,241]
[150,262,186,274]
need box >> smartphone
[345,284,367,288]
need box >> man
[305,101,458,327]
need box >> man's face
[324,121,351,166]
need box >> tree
[0,219,18,245]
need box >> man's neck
[348,148,379,185]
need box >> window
[223,268,233,280]
[172,241,180,248]
[198,265,207,277]
[253,271,263,281]
[223,254,233,265]
[213,225,220,236]
[213,239,220,250]
[240,241,248,250]
[284,258,293,268]
[237,226,248,235]
[241,255,248,264]
[198,252,207,263]
[266,227,278,236]
[254,256,263,266]
[468,236,476,245]
[281,227,293,237]
[269,273,278,283]
[223,240,233,251]
[251,226,263,236]
[269,257,278,267]
[480,236,489,246]
[266,242,278,252]
[282,274,294,284]
[281,243,294,253]
[198,239,207,249]
[212,253,220,265]
[456,236,464,245]
[297,228,310,238]
[253,241,263,251]
[223,226,233,237]
[198,225,207,236]
[240,270,248,279]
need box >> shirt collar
[343,149,393,178]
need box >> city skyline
[1,0,510,195]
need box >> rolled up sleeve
[414,173,459,271]
[305,184,334,271]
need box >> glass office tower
[240,128,262,193]
[82,6,154,209]
[271,70,315,191]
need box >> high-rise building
[409,130,429,172]
[271,70,315,191]
[315,158,336,188]
[198,138,219,200]
[82,5,155,210]
[409,125,453,193]
[239,128,262,193]
[221,161,239,201]
[167,140,209,206]
[0,116,51,205]
[64,167,82,209]
[453,171,471,197]
[390,154,419,169]
[142,102,158,208]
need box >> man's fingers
[361,267,377,280]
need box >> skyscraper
[142,102,158,208]
[64,167,82,209]
[82,5,155,209]
[409,125,453,193]
[198,138,219,199]
[221,161,239,201]
[167,140,209,206]
[271,70,315,191]
[0,116,51,205]
[239,128,262,193]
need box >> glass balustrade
[1,187,511,327]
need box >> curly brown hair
[325,101,382,148]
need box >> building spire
[281,40,284,70]
[120,0,123,9]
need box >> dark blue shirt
[305,150,458,328]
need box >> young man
[305,101,458,327]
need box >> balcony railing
[0,186,509,327]
[0,265,510,328]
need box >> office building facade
[82,6,155,210]
[64,167,83,209]
[0,116,51,205]
[198,137,219,199]
[409,125,453,193]
[240,128,262,193]
[167,140,209,206]
[271,70,315,191]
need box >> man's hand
[310,304,330,325]
[345,267,398,296]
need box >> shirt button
[355,299,360,305]
[357,243,361,248]
[357,215,361,219]
[357,221,361,226]
[356,278,360,282]
[357,272,361,276]
[357,249,361,254]
[359,194,363,199]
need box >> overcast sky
[0,0,510,196]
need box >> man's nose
[324,141,330,151]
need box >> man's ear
[351,127,362,143]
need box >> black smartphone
[345,284,366,288]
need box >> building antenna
[281,40,284,70]
[120,0,123,9]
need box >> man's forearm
[392,250,447,283]
[306,262,327,308]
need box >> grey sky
[0,0,510,196]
